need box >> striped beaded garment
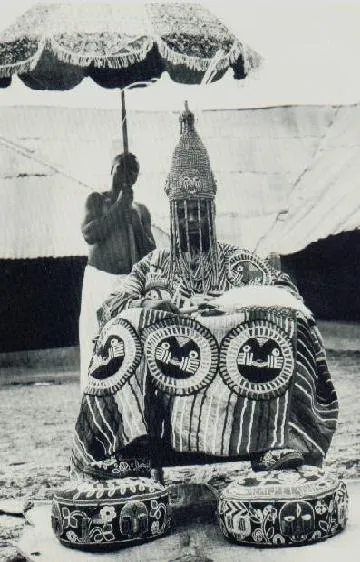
[72,245,338,478]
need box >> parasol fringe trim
[157,37,259,75]
[228,39,244,64]
[228,39,263,74]
[238,41,263,74]
[49,37,154,69]
[0,38,45,78]
[157,36,229,72]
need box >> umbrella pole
[121,89,129,155]
[121,89,136,268]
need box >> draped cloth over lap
[72,288,338,477]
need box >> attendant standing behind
[79,152,155,391]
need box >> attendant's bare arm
[134,203,156,249]
[81,190,132,244]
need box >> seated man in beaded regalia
[72,103,338,478]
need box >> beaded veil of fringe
[169,199,219,294]
[165,103,219,294]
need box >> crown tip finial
[180,101,194,134]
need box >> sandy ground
[0,350,359,561]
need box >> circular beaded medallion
[142,316,218,396]
[219,320,294,400]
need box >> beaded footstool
[218,467,348,547]
[51,477,171,550]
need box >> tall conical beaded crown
[165,102,217,201]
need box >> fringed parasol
[0,3,261,89]
[0,2,262,265]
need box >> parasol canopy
[0,2,261,90]
[0,2,262,268]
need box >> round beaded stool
[51,477,171,550]
[218,467,348,547]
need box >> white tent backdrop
[1,103,359,258]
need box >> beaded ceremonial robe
[72,248,338,476]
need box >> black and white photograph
[0,0,359,560]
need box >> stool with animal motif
[51,477,171,550]
[218,466,348,547]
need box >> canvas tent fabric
[0,139,169,259]
[0,103,359,260]
[256,104,360,255]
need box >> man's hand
[142,298,180,314]
[116,186,134,207]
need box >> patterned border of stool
[218,467,348,547]
[51,477,171,550]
